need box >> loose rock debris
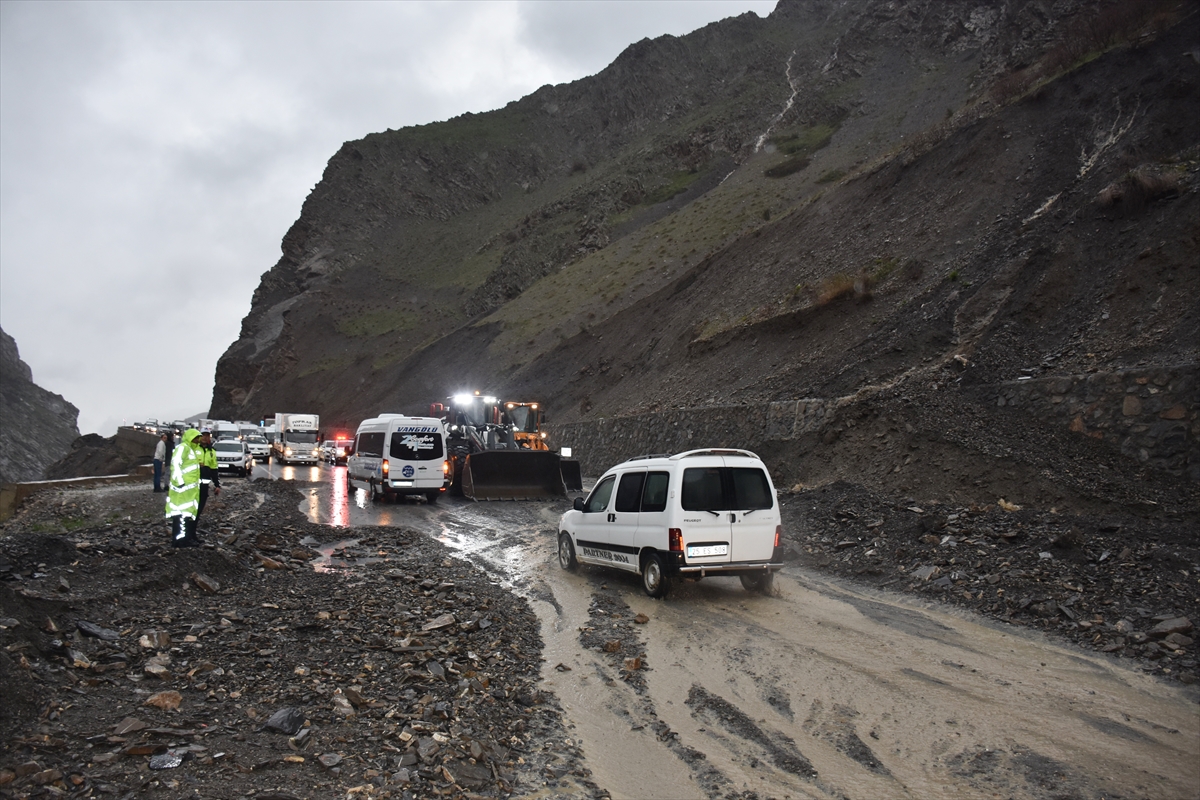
[782,481,1199,685]
[0,479,597,798]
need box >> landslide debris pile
[783,482,1199,685]
[0,480,591,799]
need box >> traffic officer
[196,428,221,520]
[164,428,204,547]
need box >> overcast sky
[1,0,775,436]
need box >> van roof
[624,448,761,463]
[357,415,443,429]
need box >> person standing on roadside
[196,428,221,521]
[152,433,167,492]
[165,428,203,547]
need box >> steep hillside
[211,0,1197,513]
[213,0,1078,421]
[0,327,80,484]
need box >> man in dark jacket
[196,428,221,521]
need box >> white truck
[213,421,241,441]
[272,413,321,464]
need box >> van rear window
[682,468,724,511]
[681,467,773,511]
[730,468,773,510]
[390,432,444,461]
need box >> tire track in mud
[686,684,818,780]
[802,700,891,775]
[578,586,751,799]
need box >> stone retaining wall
[969,363,1198,480]
[546,363,1198,481]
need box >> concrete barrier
[0,467,152,523]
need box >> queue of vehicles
[142,397,786,598]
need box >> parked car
[243,434,271,461]
[213,440,254,477]
[556,449,783,597]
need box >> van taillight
[669,528,683,552]
[442,460,450,475]
[774,525,781,547]
[382,459,389,476]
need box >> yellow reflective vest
[165,429,203,520]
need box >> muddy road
[290,464,1199,800]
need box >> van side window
[682,467,724,511]
[390,431,444,460]
[731,467,773,510]
[641,472,669,512]
[615,472,645,513]
[585,476,616,513]
[357,432,385,458]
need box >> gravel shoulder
[0,479,588,798]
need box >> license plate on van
[687,544,728,558]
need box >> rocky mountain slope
[0,327,79,484]
[211,0,1197,516]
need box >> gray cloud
[0,0,773,435]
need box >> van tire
[425,491,439,504]
[558,534,577,572]
[740,571,774,594]
[641,552,670,598]
[369,480,379,502]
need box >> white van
[557,449,782,597]
[347,415,450,503]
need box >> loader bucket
[462,450,566,500]
[559,458,583,491]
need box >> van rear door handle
[608,513,616,522]
[730,513,737,523]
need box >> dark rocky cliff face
[210,0,1197,511]
[212,0,1079,425]
[0,327,80,484]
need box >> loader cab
[432,393,501,438]
[504,401,550,451]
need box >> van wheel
[425,491,439,504]
[558,533,577,572]
[740,571,774,594]
[641,552,670,598]
[369,480,379,502]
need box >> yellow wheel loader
[503,401,582,492]
[430,393,568,500]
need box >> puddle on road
[301,535,384,573]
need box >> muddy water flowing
[297,474,1199,799]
